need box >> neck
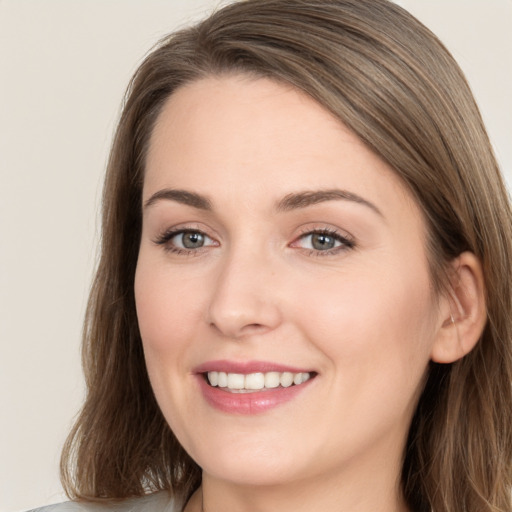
[186,463,409,512]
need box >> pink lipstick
[194,360,316,414]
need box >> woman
[33,0,512,511]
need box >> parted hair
[61,1,512,510]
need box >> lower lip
[196,375,314,414]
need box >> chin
[191,435,310,487]
[203,458,301,487]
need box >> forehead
[146,75,349,178]
[144,75,417,219]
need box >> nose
[206,248,283,340]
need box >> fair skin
[135,75,485,512]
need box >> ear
[431,252,487,364]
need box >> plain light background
[1,1,510,511]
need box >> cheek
[134,261,212,436]
[134,258,204,425]
[294,259,437,391]
[298,269,436,460]
[134,259,205,355]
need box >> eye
[304,232,340,251]
[292,229,354,254]
[154,228,217,253]
[172,231,210,249]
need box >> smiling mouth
[204,371,315,393]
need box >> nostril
[239,323,269,336]
[209,321,268,339]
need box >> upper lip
[193,360,314,374]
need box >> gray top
[27,492,183,512]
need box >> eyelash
[294,228,355,257]
[153,227,355,257]
[153,228,216,256]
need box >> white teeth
[217,372,228,388]
[207,371,312,390]
[265,372,281,388]
[280,372,294,387]
[208,371,219,386]
[227,373,245,389]
[245,372,265,390]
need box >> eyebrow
[143,187,382,217]
[144,189,212,210]
[276,189,383,217]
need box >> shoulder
[26,492,182,512]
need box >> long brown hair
[61,1,512,510]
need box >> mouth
[194,361,317,414]
[204,370,314,393]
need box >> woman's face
[135,76,444,490]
